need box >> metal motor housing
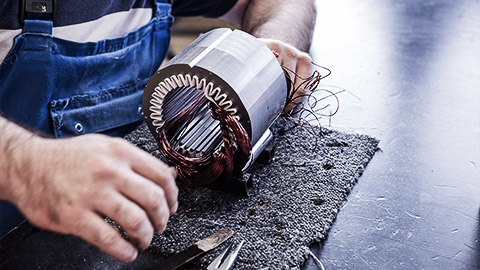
[143,28,287,191]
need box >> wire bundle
[157,88,251,186]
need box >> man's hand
[259,38,313,112]
[221,0,316,113]
[0,117,178,262]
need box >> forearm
[242,0,316,51]
[0,116,38,202]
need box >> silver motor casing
[143,28,287,170]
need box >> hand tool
[157,227,234,270]
[207,240,244,270]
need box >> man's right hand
[0,119,178,262]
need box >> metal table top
[307,0,479,269]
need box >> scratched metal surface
[304,0,480,269]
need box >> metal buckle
[20,0,55,23]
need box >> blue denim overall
[0,0,173,236]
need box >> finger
[259,38,314,112]
[115,170,171,234]
[92,189,155,250]
[125,147,178,213]
[265,45,297,111]
[289,53,313,108]
[293,53,313,91]
[279,53,299,111]
[72,211,138,263]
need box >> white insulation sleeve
[148,73,238,132]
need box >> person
[0,0,315,262]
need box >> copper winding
[157,90,250,186]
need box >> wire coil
[143,28,287,188]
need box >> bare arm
[221,0,317,112]
[222,0,316,51]
[0,117,37,202]
[0,116,178,262]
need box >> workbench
[1,0,479,269]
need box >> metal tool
[207,240,244,270]
[156,228,234,270]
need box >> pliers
[207,240,245,270]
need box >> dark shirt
[0,0,238,30]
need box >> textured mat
[124,122,379,269]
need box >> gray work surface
[0,0,479,269]
[307,0,480,269]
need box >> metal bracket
[209,140,276,196]
[209,172,254,196]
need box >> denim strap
[22,19,53,35]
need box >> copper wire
[281,63,340,148]
[157,88,251,186]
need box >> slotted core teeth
[148,74,239,158]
